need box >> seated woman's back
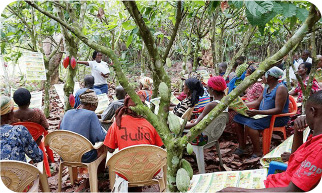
[12,88,49,130]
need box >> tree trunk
[193,38,200,71]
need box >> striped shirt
[173,97,193,117]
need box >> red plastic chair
[12,122,53,177]
[262,95,297,155]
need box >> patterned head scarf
[265,66,284,79]
[79,89,98,105]
[139,77,153,89]
[208,76,227,92]
[1,96,14,115]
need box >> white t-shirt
[88,60,110,86]
[297,57,312,65]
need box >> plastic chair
[12,122,54,177]
[106,144,167,192]
[0,160,49,192]
[44,130,106,192]
[186,112,229,174]
[267,161,287,175]
[262,95,297,155]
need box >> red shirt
[265,133,322,191]
[104,115,163,150]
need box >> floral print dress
[0,124,43,162]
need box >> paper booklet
[188,169,267,193]
[229,96,268,119]
[260,127,311,167]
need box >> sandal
[233,148,246,156]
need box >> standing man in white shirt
[297,50,312,64]
[77,51,110,94]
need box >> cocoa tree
[5,2,63,117]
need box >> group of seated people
[1,52,322,192]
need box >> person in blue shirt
[0,96,43,163]
[60,89,106,163]
[74,75,102,108]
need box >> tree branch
[162,1,183,63]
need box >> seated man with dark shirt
[60,89,106,163]
[74,75,102,108]
[100,86,126,130]
[220,90,322,192]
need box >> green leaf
[296,8,309,22]
[126,34,133,48]
[107,24,118,30]
[6,32,15,36]
[280,2,297,18]
[229,0,244,9]
[194,1,205,7]
[245,1,273,17]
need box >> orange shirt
[104,115,163,150]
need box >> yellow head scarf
[1,96,14,116]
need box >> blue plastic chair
[267,161,288,175]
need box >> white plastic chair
[106,144,167,192]
[186,112,228,174]
[45,130,106,192]
[0,160,49,192]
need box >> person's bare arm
[245,94,263,109]
[247,86,288,116]
[185,102,216,129]
[291,115,306,153]
[219,182,303,192]
[77,61,89,66]
[289,89,296,96]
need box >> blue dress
[234,82,289,130]
[0,124,43,162]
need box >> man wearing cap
[60,89,106,163]
[1,96,43,163]
[233,67,289,158]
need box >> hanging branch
[162,1,183,63]
[302,24,318,113]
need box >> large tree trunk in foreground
[27,1,320,191]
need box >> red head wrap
[207,76,227,92]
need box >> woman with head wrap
[60,89,107,163]
[173,78,204,118]
[1,96,43,163]
[233,66,289,158]
[185,76,227,129]
[137,76,153,102]
[12,88,49,131]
